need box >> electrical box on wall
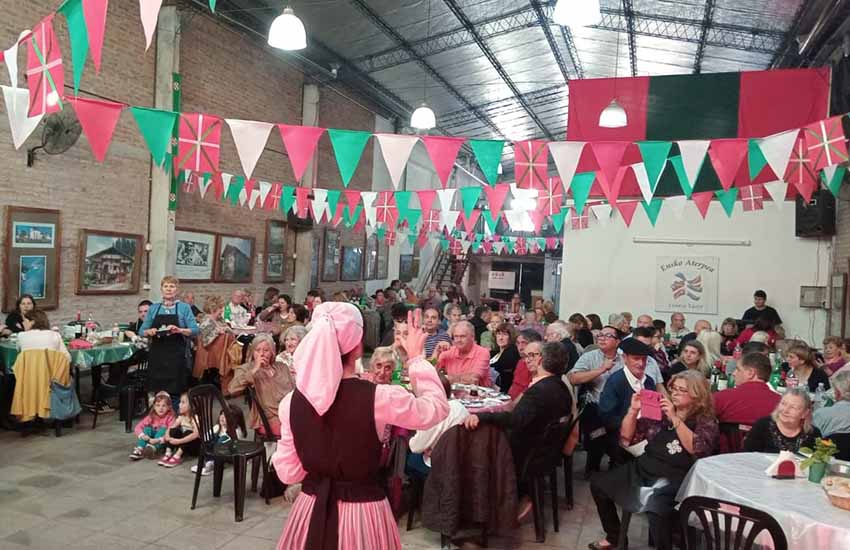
[799,285,827,308]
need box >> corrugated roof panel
[713,0,805,30]
[631,0,706,21]
[290,1,399,58]
[699,46,773,72]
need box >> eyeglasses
[669,385,689,394]
[598,333,619,340]
[522,352,542,360]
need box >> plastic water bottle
[111,323,119,340]
[815,383,826,407]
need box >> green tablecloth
[0,340,136,374]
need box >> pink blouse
[273,356,449,485]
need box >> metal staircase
[419,249,469,293]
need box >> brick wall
[0,2,381,324]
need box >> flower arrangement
[800,438,839,469]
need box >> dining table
[0,338,138,374]
[676,452,850,549]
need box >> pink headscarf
[293,301,363,416]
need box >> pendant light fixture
[411,0,436,130]
[268,5,307,51]
[553,0,601,28]
[599,18,628,129]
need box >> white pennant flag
[677,140,710,188]
[549,141,586,192]
[590,204,612,227]
[226,119,273,180]
[198,173,213,199]
[436,188,456,210]
[257,181,272,208]
[504,210,533,231]
[763,180,789,211]
[2,86,44,149]
[364,206,378,227]
[664,195,688,220]
[632,163,653,203]
[461,239,472,253]
[509,184,538,211]
[311,188,328,222]
[220,172,234,197]
[4,31,30,88]
[758,129,799,184]
[375,134,419,189]
[492,242,506,255]
[238,183,253,207]
[440,210,459,232]
[139,0,164,51]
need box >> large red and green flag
[566,68,831,199]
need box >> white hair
[833,371,850,401]
[547,320,570,340]
[608,313,625,326]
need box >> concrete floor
[0,409,652,550]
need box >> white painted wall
[559,201,830,345]
[366,115,396,297]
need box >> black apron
[146,307,188,396]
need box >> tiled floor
[0,408,651,550]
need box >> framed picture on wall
[77,229,143,295]
[264,220,286,283]
[175,229,216,281]
[399,253,420,283]
[377,240,389,279]
[311,233,320,289]
[365,234,378,280]
[341,246,364,282]
[214,234,255,283]
[322,229,341,282]
[4,206,61,311]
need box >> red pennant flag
[423,209,441,233]
[803,116,849,171]
[242,179,257,207]
[83,0,109,73]
[295,186,310,218]
[278,124,325,182]
[182,171,198,194]
[740,184,764,212]
[416,228,430,249]
[330,202,345,227]
[343,190,362,212]
[69,96,125,162]
[545,236,558,250]
[384,230,397,246]
[785,136,818,202]
[570,208,589,230]
[416,189,437,214]
[616,201,639,227]
[538,177,564,216]
[206,172,224,200]
[482,240,493,254]
[375,191,397,227]
[514,139,549,190]
[353,209,367,232]
[590,142,629,193]
[530,208,546,234]
[515,237,527,255]
[708,139,748,191]
[597,165,628,207]
[449,238,463,256]
[421,136,466,188]
[263,183,282,211]
[483,184,510,216]
[461,210,481,234]
[177,113,222,173]
[691,191,714,219]
[26,15,64,117]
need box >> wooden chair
[679,495,788,550]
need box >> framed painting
[399,253,419,283]
[214,234,255,283]
[77,229,143,295]
[4,206,61,311]
[321,228,341,282]
[377,240,389,279]
[174,229,216,282]
[365,234,378,280]
[264,219,286,283]
[341,246,364,282]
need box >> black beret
[619,338,653,357]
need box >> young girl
[130,391,174,460]
[191,406,247,476]
[159,393,200,468]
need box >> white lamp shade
[553,0,601,28]
[410,104,436,130]
[268,7,307,51]
[599,99,628,128]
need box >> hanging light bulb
[599,99,628,128]
[410,103,436,130]
[268,6,307,51]
[553,0,601,27]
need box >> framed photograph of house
[214,234,255,283]
[175,229,216,281]
[341,246,363,282]
[264,220,286,283]
[365,234,378,280]
[4,206,61,312]
[77,229,143,295]
[321,229,341,282]
[377,240,389,279]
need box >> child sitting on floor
[192,405,247,476]
[159,393,200,468]
[130,391,174,460]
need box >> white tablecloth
[676,452,850,549]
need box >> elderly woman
[229,334,294,437]
[193,295,239,384]
[441,303,462,332]
[276,325,308,378]
[719,318,739,356]
[668,340,709,378]
[821,336,849,376]
[589,371,718,550]
[366,346,397,385]
[744,387,821,453]
[489,323,520,393]
[479,312,504,353]
[786,343,830,392]
[507,330,544,400]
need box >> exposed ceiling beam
[693,0,717,73]
[347,0,505,139]
[528,0,577,82]
[622,0,638,77]
[441,0,555,140]
[440,85,566,128]
[352,5,784,74]
[559,26,585,79]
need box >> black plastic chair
[521,414,572,543]
[189,384,267,522]
[247,386,280,503]
[718,422,751,454]
[90,360,148,432]
[829,432,850,461]
[561,407,583,510]
[679,495,788,550]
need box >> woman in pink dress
[273,303,449,550]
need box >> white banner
[655,256,719,314]
[488,270,516,290]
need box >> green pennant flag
[395,191,412,224]
[570,172,595,215]
[225,176,245,205]
[747,139,768,181]
[376,226,387,241]
[641,199,663,226]
[459,186,482,218]
[405,208,422,228]
[327,129,371,187]
[58,0,89,95]
[822,165,847,196]
[439,236,450,252]
[209,0,217,11]
[326,190,341,217]
[715,188,738,218]
[504,237,516,254]
[550,207,569,234]
[669,155,694,198]
[482,210,500,233]
[344,205,362,228]
[280,185,297,215]
[131,107,178,168]
[469,139,505,185]
[637,141,672,192]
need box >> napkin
[764,451,805,478]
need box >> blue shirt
[140,301,199,337]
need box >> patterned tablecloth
[0,340,137,374]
